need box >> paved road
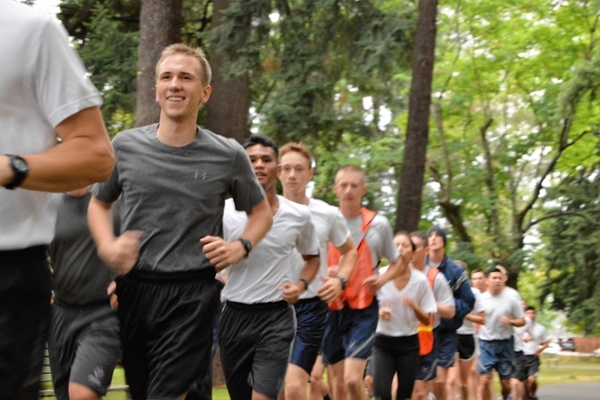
[535,381,600,399]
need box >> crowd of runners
[1,3,549,400]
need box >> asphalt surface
[535,381,600,399]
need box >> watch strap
[238,237,252,258]
[4,154,29,190]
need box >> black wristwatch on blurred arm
[4,155,29,190]
[238,238,252,258]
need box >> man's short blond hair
[335,164,366,184]
[279,142,313,168]
[155,43,212,87]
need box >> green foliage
[422,0,600,286]
[59,0,139,136]
[539,165,600,336]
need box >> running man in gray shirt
[48,188,120,400]
[88,44,272,400]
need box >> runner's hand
[99,230,143,275]
[280,281,304,304]
[318,276,343,302]
[200,236,245,271]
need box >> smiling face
[278,150,313,196]
[155,54,211,123]
[245,144,278,190]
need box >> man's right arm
[0,107,114,192]
[318,237,357,302]
[88,196,141,275]
[201,198,273,271]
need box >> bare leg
[447,354,460,400]
[479,375,493,400]
[285,364,310,400]
[434,366,449,400]
[68,383,102,400]
[309,356,329,400]
[344,358,367,400]
[329,360,347,400]
[459,357,476,400]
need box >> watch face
[13,158,28,172]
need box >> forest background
[36,0,600,335]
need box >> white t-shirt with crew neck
[222,196,319,304]
[478,288,525,341]
[292,198,350,299]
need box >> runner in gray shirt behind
[48,188,120,400]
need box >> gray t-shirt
[92,124,265,272]
[49,193,115,305]
[345,213,399,268]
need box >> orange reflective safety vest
[327,208,377,311]
[417,267,439,356]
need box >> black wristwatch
[238,238,252,258]
[337,276,348,290]
[4,154,29,190]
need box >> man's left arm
[281,254,320,304]
[536,329,550,355]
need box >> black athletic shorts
[519,354,541,380]
[219,300,296,400]
[116,268,220,400]
[513,350,525,380]
[457,334,477,361]
[0,246,51,399]
[49,300,120,400]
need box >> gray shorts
[48,301,121,400]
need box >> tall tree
[135,0,183,126]
[205,0,251,142]
[394,0,437,233]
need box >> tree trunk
[206,0,251,143]
[135,0,183,127]
[395,0,438,233]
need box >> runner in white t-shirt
[219,136,320,400]
[372,232,436,400]
[448,275,485,400]
[408,232,455,400]
[277,143,357,400]
[477,267,525,400]
[518,306,548,400]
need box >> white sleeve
[433,273,455,306]
[296,213,319,256]
[418,280,438,314]
[35,18,102,128]
[473,289,485,313]
[329,208,351,249]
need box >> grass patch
[42,359,599,400]
[537,365,600,385]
